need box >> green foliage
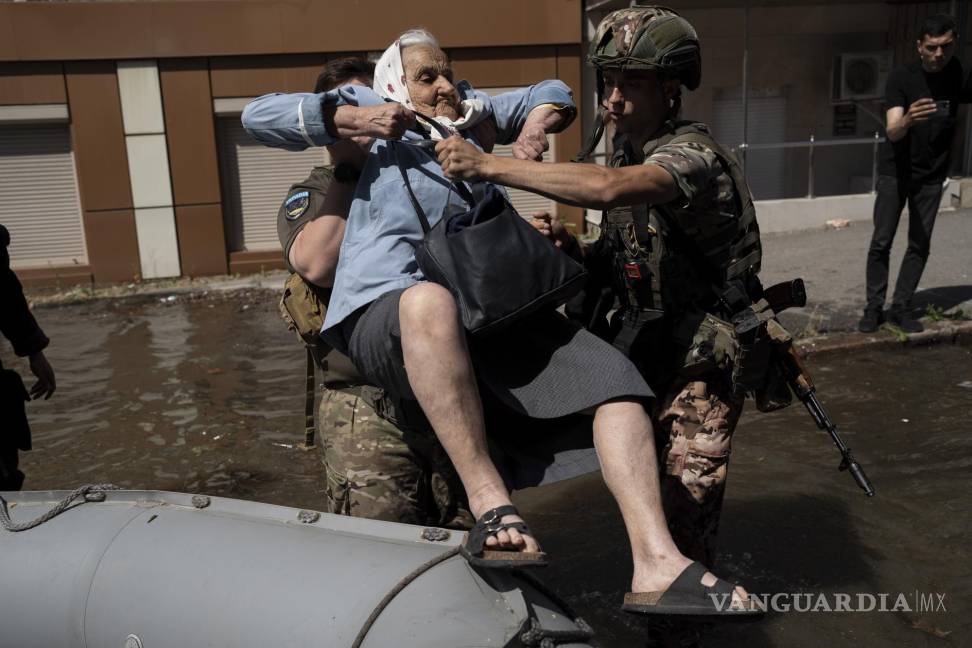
[924,304,969,322]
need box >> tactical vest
[600,120,762,318]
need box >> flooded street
[4,292,970,648]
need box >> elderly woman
[243,30,756,616]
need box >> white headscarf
[373,31,485,140]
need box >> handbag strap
[390,124,478,235]
[391,141,433,234]
[411,112,477,207]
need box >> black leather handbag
[392,139,587,336]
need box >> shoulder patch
[284,190,310,220]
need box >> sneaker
[857,310,884,333]
[886,309,924,333]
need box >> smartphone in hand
[933,99,951,118]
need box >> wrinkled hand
[512,124,549,161]
[436,135,488,181]
[530,212,572,249]
[906,98,937,124]
[28,351,55,400]
[351,103,415,140]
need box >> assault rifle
[763,279,876,497]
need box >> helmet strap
[572,106,606,163]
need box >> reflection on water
[4,293,970,647]
[6,292,319,504]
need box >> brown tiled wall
[175,205,227,277]
[64,61,139,283]
[0,1,581,61]
[81,209,141,282]
[0,62,65,105]
[159,58,228,276]
[209,54,329,98]
[451,46,557,87]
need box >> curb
[30,278,972,356]
[796,320,972,357]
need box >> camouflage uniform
[589,130,758,565]
[317,385,473,528]
[278,169,472,529]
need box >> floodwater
[4,291,970,648]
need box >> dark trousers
[865,175,942,313]
[0,447,24,491]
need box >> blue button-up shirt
[242,81,574,333]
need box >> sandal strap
[464,505,526,555]
[657,561,708,603]
[480,504,519,525]
[708,577,736,597]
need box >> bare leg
[398,283,536,551]
[593,399,748,601]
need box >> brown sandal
[459,505,548,569]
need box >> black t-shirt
[878,58,972,183]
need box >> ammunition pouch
[675,311,737,377]
[753,319,795,412]
[279,273,333,366]
[673,303,795,413]
[730,299,796,410]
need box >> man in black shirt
[1,224,56,491]
[860,13,972,333]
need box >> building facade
[0,0,585,285]
[2,0,970,286]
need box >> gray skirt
[328,289,654,489]
[333,288,653,420]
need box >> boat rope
[0,484,121,532]
[351,546,461,648]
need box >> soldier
[437,5,768,566]
[276,57,472,528]
[1,224,57,491]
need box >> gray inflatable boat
[0,488,595,648]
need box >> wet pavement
[4,292,971,647]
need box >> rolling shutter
[218,118,328,252]
[482,87,559,218]
[0,124,87,269]
[711,88,787,201]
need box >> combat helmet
[589,5,701,91]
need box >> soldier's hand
[338,103,415,140]
[28,350,56,400]
[906,98,937,124]
[512,124,549,161]
[530,212,572,249]
[436,135,488,181]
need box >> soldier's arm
[288,186,352,287]
[288,141,367,287]
[436,135,679,209]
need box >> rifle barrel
[799,390,875,497]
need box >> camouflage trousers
[317,387,473,530]
[655,374,744,565]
